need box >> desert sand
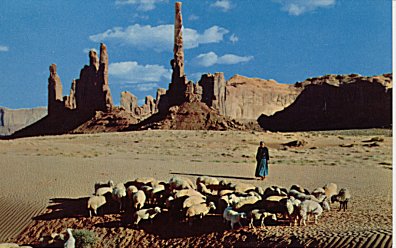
[0,129,392,247]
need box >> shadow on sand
[170,172,256,181]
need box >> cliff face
[0,107,47,136]
[257,74,392,131]
[222,75,303,120]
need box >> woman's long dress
[255,147,269,177]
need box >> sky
[0,0,392,109]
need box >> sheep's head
[154,207,161,213]
[208,202,216,211]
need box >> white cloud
[115,0,167,11]
[0,45,9,52]
[133,83,159,92]
[188,14,199,21]
[193,52,253,67]
[229,34,239,44]
[109,61,171,84]
[273,0,336,16]
[90,24,229,52]
[210,0,234,12]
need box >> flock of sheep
[86,175,351,230]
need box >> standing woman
[255,141,270,180]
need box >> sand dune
[0,129,391,246]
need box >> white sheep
[185,202,216,225]
[133,207,162,227]
[63,228,75,248]
[197,182,213,195]
[298,200,323,226]
[222,207,247,229]
[173,189,204,199]
[169,176,195,191]
[134,177,158,187]
[183,195,206,209]
[147,184,165,204]
[233,195,261,211]
[94,180,114,193]
[248,209,277,228]
[133,190,146,210]
[196,176,219,186]
[112,183,127,211]
[331,188,351,211]
[87,195,106,217]
[95,186,113,196]
[127,185,138,200]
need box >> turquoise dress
[255,146,269,177]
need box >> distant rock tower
[167,2,188,107]
[48,64,64,116]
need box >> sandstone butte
[2,2,392,138]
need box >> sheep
[263,186,288,198]
[169,176,195,191]
[133,207,161,227]
[218,189,235,197]
[331,188,351,211]
[288,196,302,226]
[197,182,213,195]
[127,185,138,199]
[234,183,256,194]
[87,195,106,217]
[196,176,219,187]
[290,184,310,195]
[222,207,247,229]
[147,184,165,205]
[185,202,216,225]
[112,183,127,211]
[94,180,114,193]
[298,200,323,226]
[133,190,146,210]
[183,195,206,209]
[323,183,338,199]
[261,195,294,224]
[95,186,113,196]
[173,189,204,199]
[64,228,75,248]
[248,209,277,228]
[233,195,261,211]
[165,195,188,221]
[135,177,158,187]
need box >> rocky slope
[0,107,47,136]
[258,74,392,131]
[126,102,246,131]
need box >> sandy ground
[0,129,392,247]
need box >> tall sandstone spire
[48,64,63,115]
[167,1,188,107]
[98,43,113,111]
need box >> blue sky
[0,0,392,109]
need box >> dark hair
[260,141,264,145]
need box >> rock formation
[75,44,113,115]
[222,75,303,120]
[199,73,227,113]
[47,64,63,116]
[159,2,191,111]
[120,91,161,120]
[257,74,392,131]
[46,43,113,118]
[0,107,47,136]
